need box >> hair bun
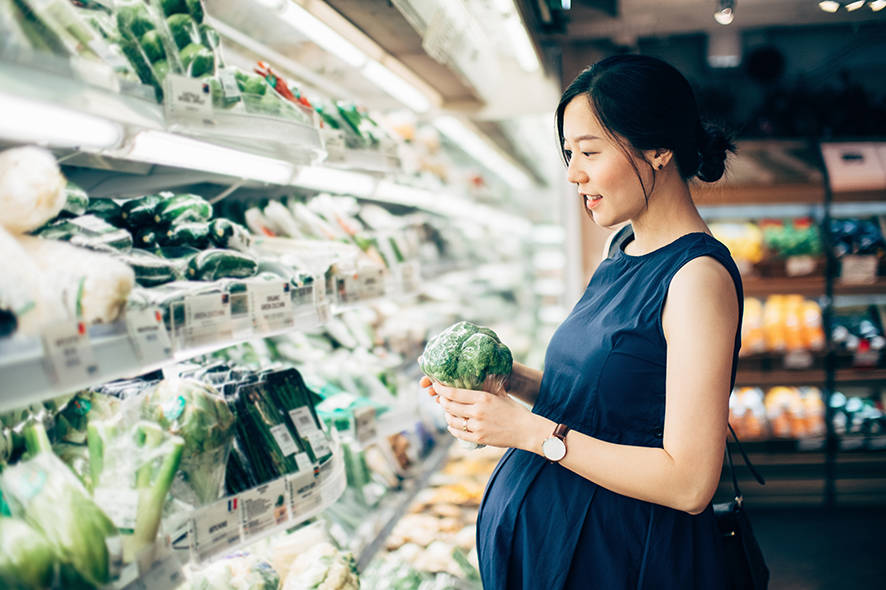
[696,122,735,183]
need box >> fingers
[433,383,484,404]
[447,424,479,444]
[419,375,432,388]
[437,395,473,417]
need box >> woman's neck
[626,174,708,255]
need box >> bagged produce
[20,235,135,325]
[0,516,58,590]
[0,146,67,234]
[419,321,512,393]
[184,553,280,590]
[141,378,235,506]
[36,214,134,252]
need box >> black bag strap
[725,423,766,505]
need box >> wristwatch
[542,423,570,462]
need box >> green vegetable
[199,23,219,51]
[121,193,166,228]
[187,248,259,281]
[186,0,205,23]
[160,0,187,16]
[167,13,199,50]
[154,193,213,225]
[419,321,513,390]
[36,215,133,253]
[85,198,123,226]
[153,59,170,82]
[141,378,235,505]
[52,391,120,446]
[0,422,116,588]
[135,227,161,248]
[119,37,161,99]
[115,249,178,287]
[180,42,214,77]
[235,70,267,95]
[0,517,56,590]
[116,3,155,38]
[209,218,253,251]
[139,29,166,62]
[163,222,210,248]
[61,181,89,217]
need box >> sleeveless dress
[476,226,744,590]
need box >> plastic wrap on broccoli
[418,321,512,392]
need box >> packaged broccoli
[140,378,235,507]
[419,321,513,449]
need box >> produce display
[730,386,826,441]
[831,392,886,437]
[710,218,823,276]
[830,217,885,258]
[741,295,825,355]
[831,306,885,366]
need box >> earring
[657,164,663,170]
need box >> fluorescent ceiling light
[0,92,122,150]
[845,0,866,9]
[278,1,367,68]
[126,130,295,184]
[871,0,886,10]
[505,14,541,72]
[361,60,431,112]
[433,116,533,190]
[293,166,376,196]
[818,1,840,11]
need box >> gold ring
[463,417,470,432]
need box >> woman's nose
[566,159,587,184]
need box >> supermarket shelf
[834,368,886,387]
[742,276,825,297]
[693,183,825,206]
[734,368,827,387]
[833,279,886,297]
[355,436,455,572]
[832,189,886,203]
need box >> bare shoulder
[664,256,739,335]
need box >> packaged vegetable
[187,248,259,281]
[36,214,134,252]
[60,181,90,217]
[154,192,213,225]
[0,516,58,590]
[0,146,67,234]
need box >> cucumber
[154,193,212,226]
[121,194,165,228]
[187,249,259,281]
[116,250,178,287]
[209,218,253,252]
[167,13,199,50]
[37,215,133,253]
[153,246,200,280]
[85,199,123,226]
[134,227,160,249]
[62,181,89,217]
[164,222,210,248]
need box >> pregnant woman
[422,54,743,589]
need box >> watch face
[542,437,566,461]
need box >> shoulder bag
[714,424,770,590]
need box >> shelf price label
[785,255,817,277]
[288,470,321,517]
[840,255,878,285]
[240,478,289,540]
[269,424,300,457]
[183,293,233,347]
[251,282,294,332]
[42,322,99,386]
[127,309,173,363]
[164,74,213,121]
[189,497,242,563]
[783,350,814,370]
[353,406,378,445]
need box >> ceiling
[522,0,886,45]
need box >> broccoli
[419,321,513,390]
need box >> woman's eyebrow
[573,134,601,141]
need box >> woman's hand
[419,375,542,450]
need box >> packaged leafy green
[0,516,58,590]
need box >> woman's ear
[643,148,673,170]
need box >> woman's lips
[584,195,602,209]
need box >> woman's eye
[582,152,597,157]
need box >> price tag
[219,69,241,99]
[295,452,313,472]
[183,293,233,347]
[797,437,825,452]
[127,309,172,363]
[322,130,347,160]
[189,498,242,562]
[289,407,320,435]
[164,74,213,120]
[785,255,817,277]
[269,424,299,457]
[288,470,321,516]
[42,322,99,386]
[94,488,139,531]
[306,430,332,460]
[121,552,184,590]
[240,479,289,540]
[251,282,293,332]
[840,255,878,285]
[783,350,814,370]
[353,406,378,445]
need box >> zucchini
[187,249,258,281]
[134,227,160,249]
[209,218,253,252]
[153,246,200,279]
[167,13,199,50]
[37,215,133,253]
[62,181,90,217]
[153,193,212,226]
[121,194,165,229]
[186,0,204,24]
[85,199,123,226]
[163,221,210,248]
[116,249,178,287]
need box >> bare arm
[505,362,543,406]
[438,257,738,515]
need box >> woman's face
[562,96,651,227]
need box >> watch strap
[553,423,570,441]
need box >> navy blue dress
[477,227,744,590]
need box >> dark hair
[556,55,735,190]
